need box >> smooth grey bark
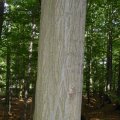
[34,0,87,120]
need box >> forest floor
[0,96,32,120]
[82,94,120,120]
[0,95,120,120]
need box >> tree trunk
[117,55,120,96]
[106,30,112,91]
[5,46,11,119]
[106,3,113,91]
[0,0,4,39]
[85,45,91,103]
[34,0,87,120]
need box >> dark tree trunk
[86,45,91,103]
[106,30,112,91]
[5,46,11,119]
[106,3,113,91]
[117,55,120,96]
[0,0,4,39]
[84,2,92,103]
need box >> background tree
[0,0,40,119]
[0,0,4,38]
[83,0,120,106]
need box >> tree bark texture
[34,0,87,120]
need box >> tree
[0,0,40,118]
[34,0,87,120]
[117,54,120,96]
[0,0,4,38]
[5,45,11,118]
[106,1,113,91]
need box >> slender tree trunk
[86,45,91,103]
[113,64,117,91]
[102,59,105,92]
[84,1,92,103]
[14,55,20,97]
[5,46,11,119]
[117,55,120,96]
[106,30,112,91]
[0,0,4,39]
[34,0,87,120]
[106,3,113,91]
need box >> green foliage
[84,0,120,102]
[0,0,40,93]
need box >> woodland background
[0,0,120,119]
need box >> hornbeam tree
[34,0,87,120]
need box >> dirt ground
[82,95,120,120]
[0,95,120,120]
[0,97,32,120]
